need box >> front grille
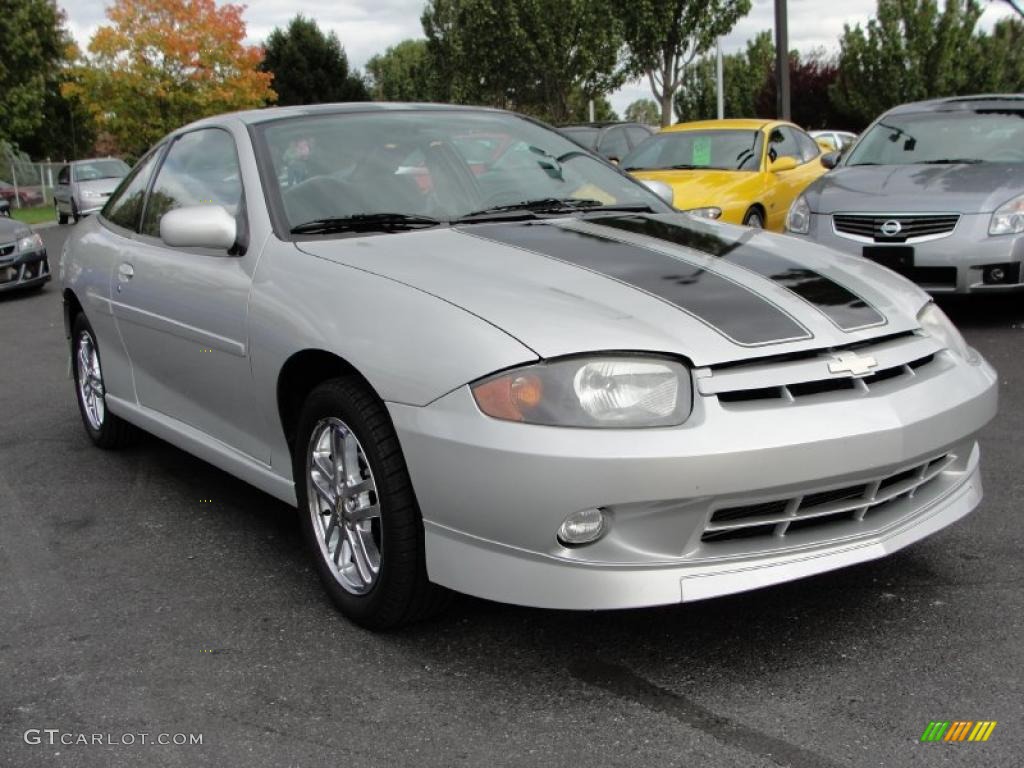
[0,243,15,259]
[833,213,959,243]
[702,454,954,543]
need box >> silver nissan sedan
[60,104,997,629]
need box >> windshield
[845,107,1024,166]
[621,130,763,172]
[256,111,666,232]
[74,159,130,182]
[560,127,600,150]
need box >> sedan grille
[702,454,954,543]
[833,213,959,243]
[0,243,15,259]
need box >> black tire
[743,207,765,228]
[57,204,68,225]
[294,376,450,629]
[71,313,138,449]
[71,201,80,224]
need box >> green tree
[624,98,661,125]
[674,30,773,122]
[615,0,751,127]
[968,17,1024,92]
[566,91,619,122]
[830,0,985,128]
[366,39,438,102]
[422,0,624,124]
[0,0,72,150]
[262,15,369,106]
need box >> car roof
[70,157,127,165]
[885,93,1024,115]
[662,118,783,132]
[187,102,508,131]
[562,122,650,129]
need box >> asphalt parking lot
[2,224,1022,767]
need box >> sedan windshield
[74,159,130,181]
[845,107,1024,166]
[621,130,763,172]
[256,110,667,233]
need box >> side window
[599,127,630,161]
[102,149,163,232]
[140,128,242,238]
[767,127,802,163]
[626,126,652,148]
[795,129,821,162]
[57,166,70,185]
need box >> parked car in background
[0,216,49,293]
[622,118,827,230]
[60,103,996,629]
[810,130,857,152]
[560,122,655,163]
[54,157,131,224]
[787,94,1024,293]
[0,180,44,208]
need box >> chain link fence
[1,144,64,210]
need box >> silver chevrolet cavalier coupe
[60,104,997,629]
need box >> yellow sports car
[622,118,829,230]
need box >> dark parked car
[0,217,49,293]
[560,122,656,163]
[0,180,44,208]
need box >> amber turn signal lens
[472,374,544,421]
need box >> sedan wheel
[294,377,450,629]
[71,314,137,448]
[743,208,764,228]
[306,417,382,595]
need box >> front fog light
[557,508,607,546]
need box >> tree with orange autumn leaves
[64,0,274,158]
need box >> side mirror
[640,179,674,207]
[769,156,799,173]
[160,205,237,251]
[820,151,841,170]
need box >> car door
[109,127,268,462]
[55,165,71,213]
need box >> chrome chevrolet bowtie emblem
[828,351,878,376]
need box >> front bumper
[388,348,997,610]
[802,212,1024,294]
[0,248,50,292]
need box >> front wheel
[294,377,449,629]
[743,207,764,229]
[71,314,137,448]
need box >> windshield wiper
[917,158,983,165]
[456,198,653,223]
[290,213,442,235]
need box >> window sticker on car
[692,137,712,166]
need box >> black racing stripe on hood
[593,215,885,331]
[463,222,811,346]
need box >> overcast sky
[59,0,1017,116]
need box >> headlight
[82,190,105,199]
[786,194,811,234]
[471,355,692,428]
[17,233,43,253]
[989,192,1024,235]
[684,206,722,220]
[917,303,978,365]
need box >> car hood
[76,178,124,196]
[0,216,31,242]
[297,213,929,367]
[805,163,1024,214]
[629,168,760,209]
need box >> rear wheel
[743,207,764,229]
[71,201,80,224]
[57,203,68,225]
[71,314,137,448]
[294,377,449,629]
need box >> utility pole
[774,0,791,121]
[716,38,724,119]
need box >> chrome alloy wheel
[76,330,106,430]
[306,417,382,595]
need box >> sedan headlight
[786,194,811,234]
[471,356,692,428]
[82,189,105,199]
[17,233,43,254]
[684,206,722,220]
[917,302,978,365]
[989,192,1024,235]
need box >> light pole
[774,0,790,121]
